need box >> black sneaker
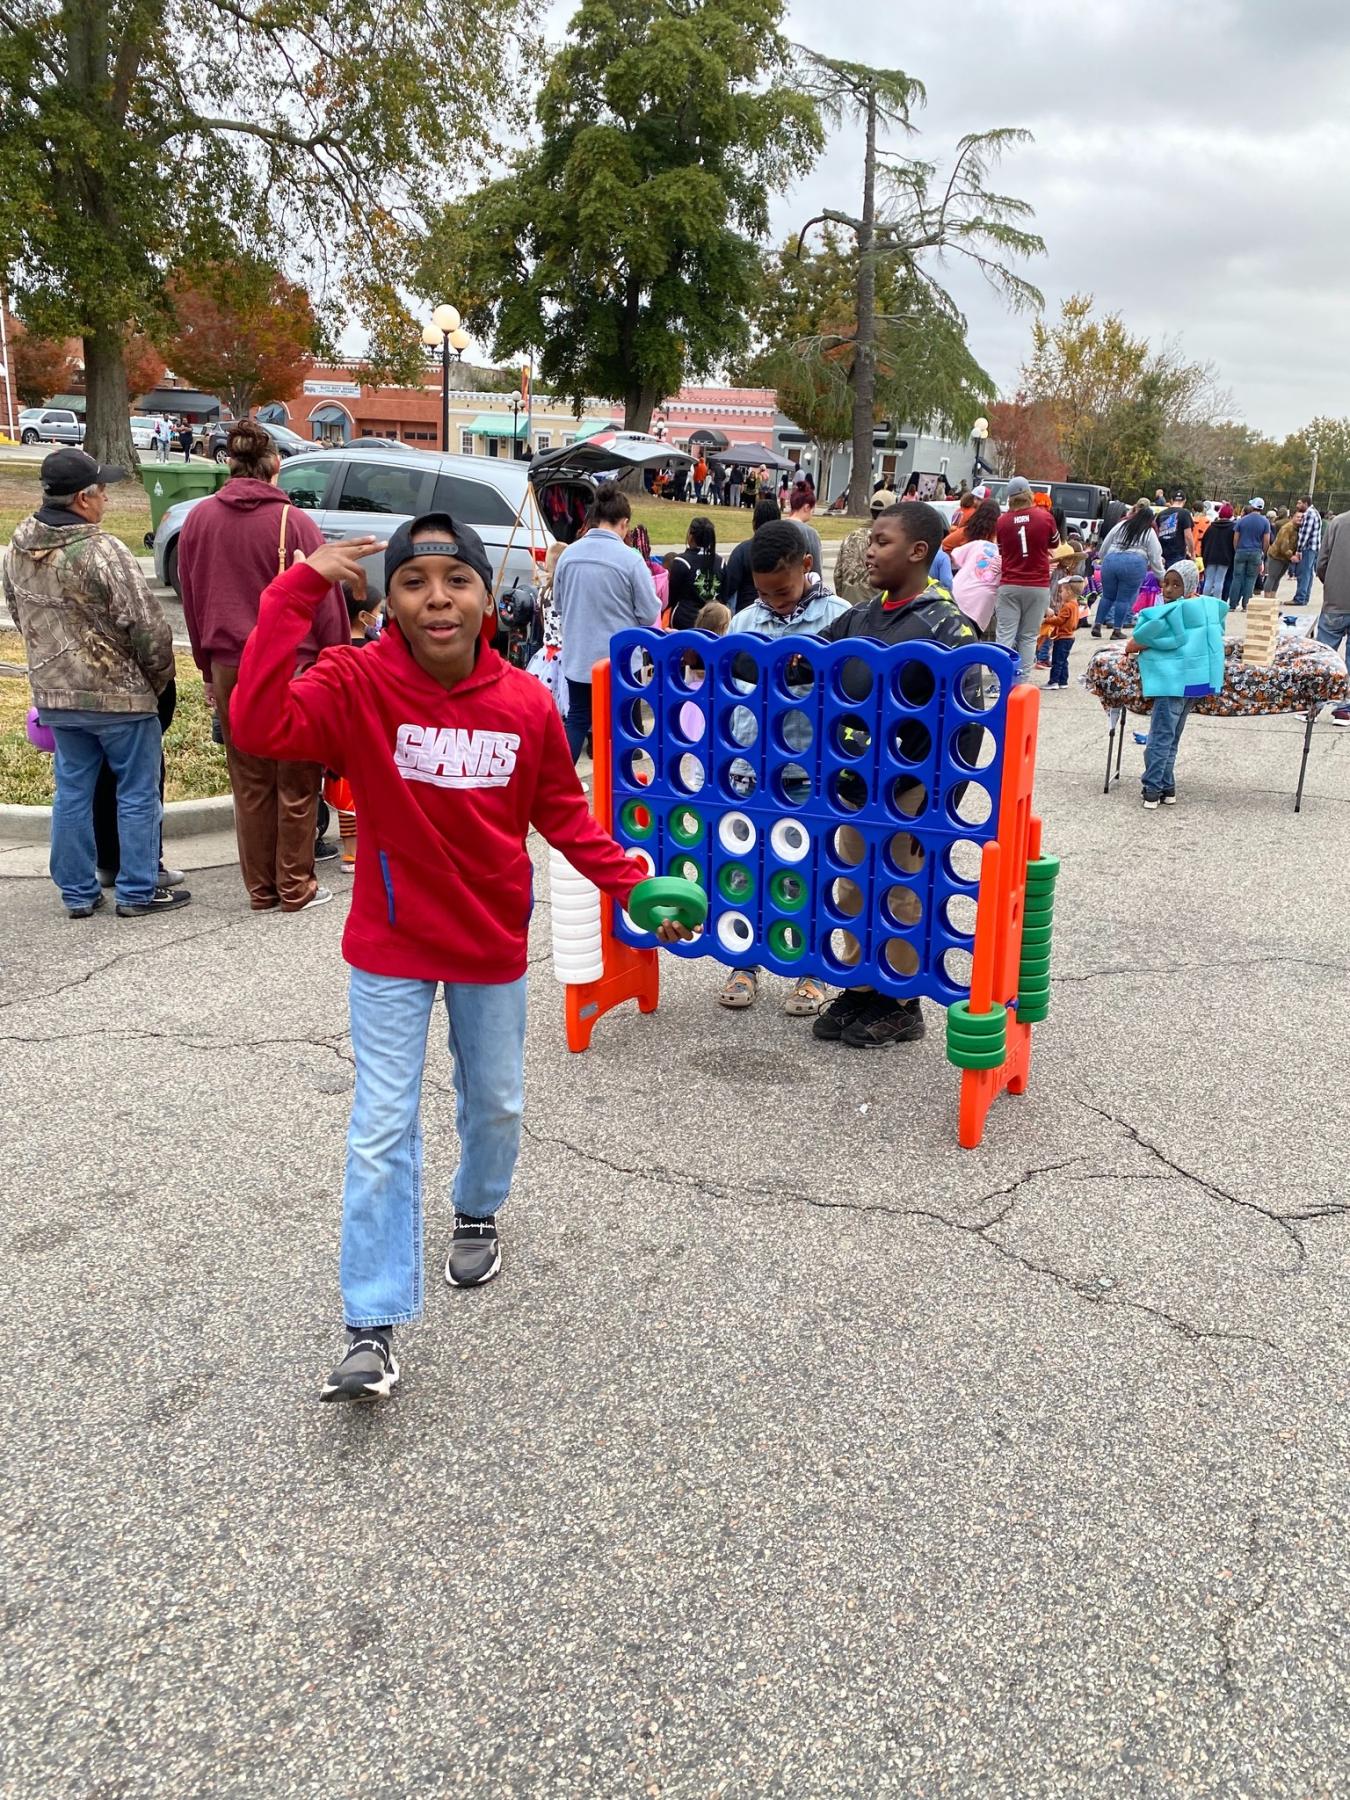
[67,892,107,919]
[1160,790,1177,806]
[445,1212,501,1287]
[314,837,340,862]
[841,994,926,1048]
[812,988,874,1042]
[320,1328,399,1402]
[116,885,192,918]
[1090,626,1102,638]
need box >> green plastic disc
[718,861,755,904]
[1022,896,1055,916]
[770,869,809,912]
[1020,923,1053,946]
[768,919,808,961]
[619,799,655,840]
[669,806,705,847]
[628,875,709,932]
[946,1001,1007,1037]
[947,1043,1007,1071]
[1016,1004,1049,1024]
[1026,854,1061,882]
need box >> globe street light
[971,414,991,488]
[508,391,527,460]
[424,306,470,453]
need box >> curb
[0,792,234,844]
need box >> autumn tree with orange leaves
[159,262,318,422]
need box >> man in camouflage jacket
[2,448,188,918]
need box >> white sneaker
[288,885,334,912]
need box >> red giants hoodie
[231,560,644,983]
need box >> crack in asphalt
[520,1123,1275,1355]
[1054,953,1350,985]
[0,916,243,1013]
[1214,1512,1276,1702]
[1079,1100,1308,1269]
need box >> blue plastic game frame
[608,628,1019,1008]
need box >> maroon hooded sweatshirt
[177,476,347,684]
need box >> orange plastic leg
[954,685,1042,1147]
[562,656,661,1052]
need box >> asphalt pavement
[3,657,1349,1797]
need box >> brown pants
[212,663,320,911]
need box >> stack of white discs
[549,847,604,984]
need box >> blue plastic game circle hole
[827,876,864,920]
[951,663,1001,715]
[774,653,815,702]
[623,748,656,789]
[885,831,925,876]
[829,825,867,868]
[944,893,978,938]
[834,657,873,705]
[724,703,758,748]
[883,884,923,929]
[625,646,655,689]
[950,723,996,770]
[824,928,862,974]
[948,780,993,828]
[941,946,975,994]
[722,657,757,698]
[894,662,935,709]
[829,769,869,814]
[890,718,932,764]
[723,756,758,800]
[833,713,871,759]
[627,698,656,738]
[883,937,921,979]
[775,761,811,807]
[673,753,706,795]
[887,776,927,820]
[670,701,706,744]
[673,650,706,693]
[945,839,984,884]
[777,707,813,753]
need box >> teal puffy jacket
[1131,596,1227,698]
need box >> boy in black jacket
[816,501,983,1049]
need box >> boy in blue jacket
[1124,559,1226,809]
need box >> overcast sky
[466,0,1350,440]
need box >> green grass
[0,471,153,554]
[0,638,229,806]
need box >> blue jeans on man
[42,708,162,910]
[1142,696,1194,800]
[1229,550,1262,609]
[1293,553,1318,607]
[1315,607,1350,660]
[339,968,527,1326]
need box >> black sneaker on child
[314,837,340,862]
[841,993,926,1049]
[116,884,192,918]
[445,1211,501,1287]
[812,988,874,1042]
[320,1327,399,1402]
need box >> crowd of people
[6,434,1350,1400]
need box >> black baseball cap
[384,512,494,592]
[41,447,126,496]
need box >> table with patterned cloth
[1083,637,1350,811]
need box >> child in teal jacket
[1125,560,1227,808]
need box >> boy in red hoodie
[232,513,689,1401]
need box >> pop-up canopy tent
[709,443,795,469]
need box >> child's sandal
[718,969,758,1009]
[783,975,827,1016]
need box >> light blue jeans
[1229,550,1262,609]
[341,968,527,1326]
[42,708,161,909]
[1143,696,1194,798]
[1096,550,1147,629]
[1201,562,1227,598]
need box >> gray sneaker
[445,1212,501,1287]
[320,1329,399,1402]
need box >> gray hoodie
[1316,509,1350,614]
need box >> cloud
[774,0,1350,436]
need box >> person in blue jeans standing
[1291,497,1322,608]
[1228,500,1272,611]
[1124,560,1226,809]
[1,448,190,919]
[1091,504,1163,637]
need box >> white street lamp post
[422,305,470,453]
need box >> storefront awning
[571,419,615,442]
[467,412,527,440]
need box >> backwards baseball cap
[384,512,493,592]
[41,446,126,496]
[1249,496,1266,511]
[1007,474,1033,500]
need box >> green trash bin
[140,462,229,535]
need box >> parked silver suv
[150,435,689,601]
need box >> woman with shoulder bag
[177,420,349,912]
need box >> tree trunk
[624,385,660,435]
[847,91,878,518]
[83,323,138,472]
